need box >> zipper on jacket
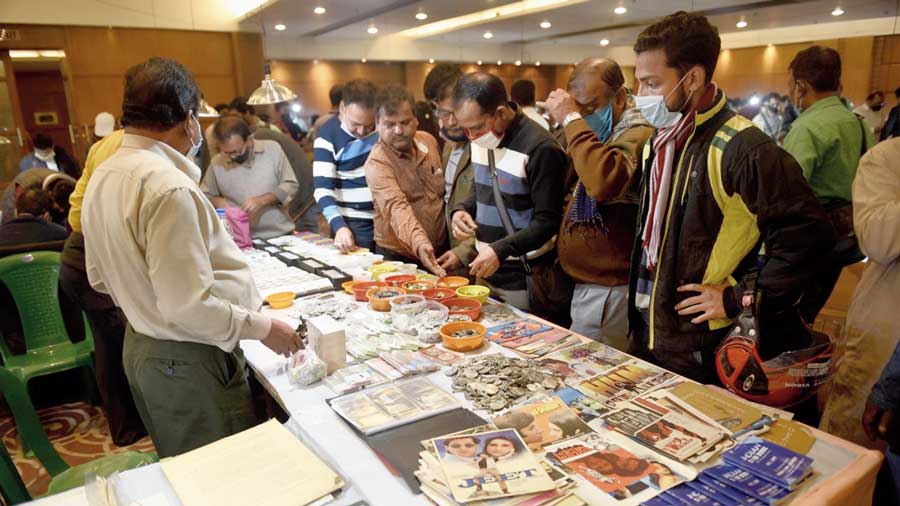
[649,133,697,350]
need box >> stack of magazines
[415,423,584,505]
[642,437,814,505]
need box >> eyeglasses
[431,102,455,120]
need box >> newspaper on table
[573,360,677,410]
[538,342,630,385]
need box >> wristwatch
[562,112,583,128]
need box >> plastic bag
[224,207,253,249]
[288,348,327,387]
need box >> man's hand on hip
[675,283,729,324]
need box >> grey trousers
[122,326,258,457]
[569,283,629,351]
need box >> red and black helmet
[716,286,837,408]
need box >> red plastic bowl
[441,297,482,321]
[352,281,387,302]
[384,274,417,287]
[422,287,457,301]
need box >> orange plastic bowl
[436,276,470,289]
[422,287,457,301]
[353,281,387,302]
[367,286,407,311]
[342,280,360,294]
[384,274,417,288]
[441,297,482,321]
[440,322,486,352]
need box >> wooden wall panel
[713,38,873,107]
[870,34,900,107]
[233,32,264,97]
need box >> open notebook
[160,419,344,506]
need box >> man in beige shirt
[365,85,447,276]
[202,117,298,239]
[81,57,301,457]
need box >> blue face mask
[584,102,614,142]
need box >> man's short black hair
[329,84,344,108]
[424,64,463,102]
[634,11,721,83]
[33,133,53,150]
[214,103,230,113]
[510,80,537,107]
[375,85,415,120]
[16,188,53,217]
[764,92,781,103]
[453,72,507,115]
[867,90,885,102]
[789,46,841,92]
[230,98,255,116]
[341,79,377,109]
[895,86,900,99]
[121,57,200,131]
[213,117,252,143]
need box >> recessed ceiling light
[274,23,286,31]
[313,59,319,64]
[540,20,551,29]
[832,5,844,16]
[736,17,748,29]
[614,4,627,15]
[600,38,610,46]
[416,9,428,21]
[515,60,522,66]
[313,6,326,15]
[497,60,503,65]
[367,24,379,35]
[361,58,367,63]
[477,60,483,65]
[428,58,435,63]
[483,31,493,39]
[535,61,541,66]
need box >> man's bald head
[568,58,625,104]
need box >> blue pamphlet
[696,473,767,506]
[722,437,813,489]
[701,465,791,505]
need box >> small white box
[307,315,347,374]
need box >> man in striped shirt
[313,79,379,252]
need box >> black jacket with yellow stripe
[627,90,834,354]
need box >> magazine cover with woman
[432,428,556,503]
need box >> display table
[23,291,884,506]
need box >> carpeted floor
[0,401,155,497]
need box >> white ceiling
[249,0,899,43]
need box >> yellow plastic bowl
[368,264,398,276]
[265,291,295,309]
[455,285,490,303]
[415,273,439,282]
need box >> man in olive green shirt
[784,45,873,323]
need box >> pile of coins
[295,296,356,321]
[445,354,563,412]
[481,303,518,324]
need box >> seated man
[202,117,298,239]
[0,188,69,247]
[19,133,81,179]
[451,72,568,311]
[545,57,654,349]
[364,85,447,276]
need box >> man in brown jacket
[424,64,478,274]
[546,58,653,350]
[365,85,447,276]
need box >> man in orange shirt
[365,85,447,276]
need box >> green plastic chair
[0,251,95,475]
[0,366,159,502]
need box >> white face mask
[34,149,54,162]
[470,130,503,149]
[185,114,203,158]
[635,72,694,129]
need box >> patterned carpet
[0,401,155,497]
